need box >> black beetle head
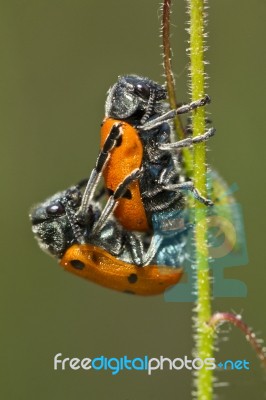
[30,185,98,259]
[105,75,167,120]
[30,188,79,258]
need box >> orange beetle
[78,75,214,235]
[30,182,183,295]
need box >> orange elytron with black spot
[61,244,182,296]
[100,118,149,231]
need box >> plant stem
[162,0,193,174]
[188,0,214,398]
[209,312,266,368]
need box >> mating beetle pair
[30,75,215,295]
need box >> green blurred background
[1,0,265,399]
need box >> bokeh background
[1,0,266,399]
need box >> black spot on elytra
[123,189,132,199]
[70,259,85,270]
[116,135,122,147]
[107,188,132,199]
[127,273,138,284]
[107,188,114,196]
[91,252,100,264]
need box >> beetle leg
[142,234,164,266]
[159,127,215,150]
[125,232,164,267]
[124,232,145,266]
[78,123,123,218]
[164,181,213,206]
[139,95,211,130]
[92,168,142,233]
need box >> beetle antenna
[62,195,85,244]
[140,89,156,124]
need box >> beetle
[30,178,188,295]
[78,75,215,234]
